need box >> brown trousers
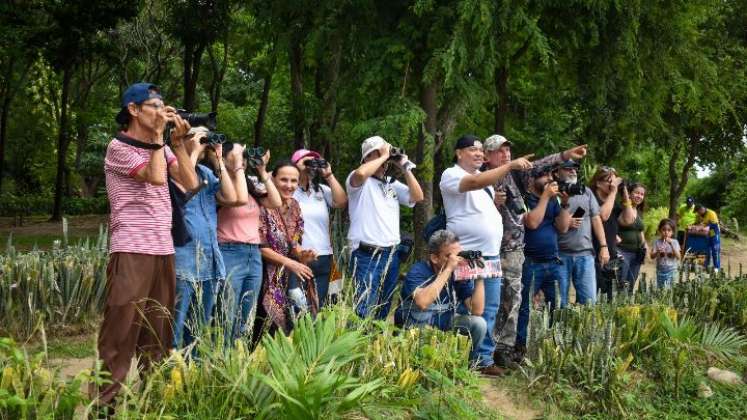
[94,252,175,404]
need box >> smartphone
[572,207,586,218]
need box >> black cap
[454,134,481,150]
[558,159,580,169]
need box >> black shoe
[512,344,527,364]
[494,350,514,368]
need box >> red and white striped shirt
[105,136,177,255]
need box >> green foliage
[522,270,747,416]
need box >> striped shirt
[105,136,177,255]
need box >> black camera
[530,163,556,178]
[200,131,226,146]
[458,250,485,269]
[305,158,328,170]
[503,187,526,215]
[244,146,265,168]
[176,109,217,131]
[388,147,404,161]
[557,180,586,196]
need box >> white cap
[483,134,511,151]
[360,135,388,162]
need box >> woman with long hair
[618,182,647,292]
[217,144,281,343]
[291,149,347,308]
[257,160,318,334]
[588,167,635,300]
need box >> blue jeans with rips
[173,277,220,349]
[516,259,561,347]
[220,243,262,344]
[350,247,401,320]
[475,255,502,368]
[559,253,596,306]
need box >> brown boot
[477,364,507,377]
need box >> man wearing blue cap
[94,83,199,406]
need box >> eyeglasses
[599,166,616,174]
[140,102,165,110]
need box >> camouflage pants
[494,249,524,351]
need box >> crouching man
[395,230,487,366]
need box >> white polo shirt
[440,164,503,257]
[346,173,414,250]
[294,184,334,256]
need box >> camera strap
[115,132,164,150]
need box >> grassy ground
[5,215,747,418]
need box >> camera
[200,131,226,146]
[504,187,526,215]
[305,158,328,170]
[176,109,217,131]
[244,146,265,168]
[557,180,586,196]
[388,147,404,160]
[458,250,485,269]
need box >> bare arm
[349,145,390,188]
[133,149,168,185]
[413,255,461,310]
[463,279,485,316]
[592,215,610,264]
[617,187,636,226]
[402,168,424,204]
[260,247,314,281]
[165,114,199,190]
[458,156,533,193]
[321,164,347,208]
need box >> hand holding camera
[543,181,560,198]
[457,250,485,269]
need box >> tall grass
[0,224,109,338]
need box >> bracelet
[260,175,269,183]
[233,166,245,173]
[561,203,570,209]
[600,245,608,248]
[323,173,334,179]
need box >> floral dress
[259,199,319,332]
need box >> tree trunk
[0,94,10,194]
[51,65,73,221]
[183,42,205,111]
[207,37,229,113]
[413,81,438,257]
[289,33,306,149]
[254,71,273,147]
[494,66,508,134]
[667,136,698,218]
[318,33,343,155]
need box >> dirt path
[480,379,541,419]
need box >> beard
[563,175,578,184]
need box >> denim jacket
[175,164,225,281]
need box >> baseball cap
[454,134,482,150]
[558,159,580,169]
[360,136,387,162]
[115,82,162,124]
[483,134,511,151]
[291,149,321,164]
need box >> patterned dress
[259,199,319,332]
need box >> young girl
[650,219,681,289]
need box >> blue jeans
[516,260,561,346]
[220,243,262,343]
[351,246,401,320]
[310,255,332,308]
[706,227,721,270]
[173,278,220,348]
[656,269,677,289]
[475,255,502,368]
[399,303,487,363]
[559,253,596,306]
[620,249,644,292]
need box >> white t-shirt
[294,184,334,255]
[440,165,503,257]
[346,173,414,249]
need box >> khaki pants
[94,252,175,404]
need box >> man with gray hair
[394,229,487,366]
[482,134,588,367]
